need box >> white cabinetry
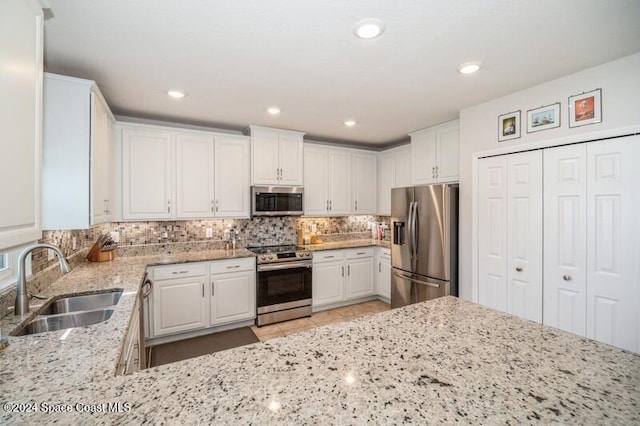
[544,137,640,352]
[377,145,411,215]
[151,263,208,337]
[352,152,377,214]
[176,132,250,219]
[122,127,174,220]
[0,0,43,250]
[42,73,115,229]
[121,124,250,220]
[376,248,391,301]
[410,120,459,184]
[210,258,256,325]
[312,248,375,309]
[249,125,304,185]
[477,151,543,323]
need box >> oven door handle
[257,261,313,272]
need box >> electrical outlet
[110,231,120,243]
[205,228,213,238]
[367,221,372,230]
[47,249,55,261]
[311,224,317,233]
[72,237,77,250]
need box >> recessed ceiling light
[344,120,357,127]
[458,62,481,74]
[167,90,186,98]
[267,107,281,115]
[353,18,385,39]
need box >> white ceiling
[43,0,640,147]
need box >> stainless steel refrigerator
[391,184,458,308]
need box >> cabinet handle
[211,199,214,213]
[143,278,153,298]
[326,200,329,211]
[515,267,523,272]
[324,255,335,259]
[341,266,344,277]
[226,265,241,269]
[432,166,435,177]
[171,270,189,274]
[355,200,358,211]
[348,265,350,276]
[215,199,219,212]
[167,199,171,214]
[212,281,215,296]
[379,262,381,272]
[562,275,572,281]
[202,282,204,298]
[329,200,332,210]
[356,252,366,255]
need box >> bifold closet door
[543,145,587,336]
[478,151,542,322]
[586,135,640,352]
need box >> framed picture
[568,89,602,128]
[526,102,561,133]
[498,110,521,142]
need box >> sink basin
[38,289,123,315]
[13,309,115,336]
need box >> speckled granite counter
[301,239,390,251]
[2,293,639,424]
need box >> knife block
[86,242,116,262]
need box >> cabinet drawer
[312,250,345,263]
[345,247,374,259]
[152,262,206,280]
[210,257,255,274]
[378,247,391,259]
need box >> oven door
[256,261,312,313]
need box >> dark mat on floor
[149,327,260,367]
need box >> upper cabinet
[121,124,250,221]
[42,73,115,229]
[303,144,376,216]
[249,125,304,186]
[0,0,43,249]
[410,119,459,185]
[377,144,411,215]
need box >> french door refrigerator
[390,184,458,308]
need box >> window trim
[0,247,32,293]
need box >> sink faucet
[15,243,70,316]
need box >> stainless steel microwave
[251,186,304,216]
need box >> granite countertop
[2,290,639,424]
[302,239,390,251]
[0,248,255,400]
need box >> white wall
[458,52,640,301]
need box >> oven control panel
[257,251,311,263]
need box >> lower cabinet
[146,257,255,340]
[312,248,375,308]
[376,248,391,301]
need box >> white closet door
[478,156,508,313]
[543,145,587,335]
[586,135,640,352]
[506,151,543,323]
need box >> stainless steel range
[251,245,313,326]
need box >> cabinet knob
[562,275,572,281]
[515,266,523,272]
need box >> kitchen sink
[38,289,123,315]
[13,309,116,336]
[11,288,123,336]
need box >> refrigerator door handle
[393,271,441,288]
[407,201,415,261]
[411,201,418,260]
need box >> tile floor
[250,300,390,341]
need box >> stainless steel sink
[13,309,115,336]
[38,289,123,315]
[11,288,124,336]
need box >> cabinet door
[210,270,256,325]
[393,145,412,188]
[278,132,303,185]
[251,128,279,184]
[377,152,393,215]
[376,252,391,300]
[304,145,329,215]
[153,277,207,336]
[312,260,344,307]
[506,151,543,323]
[543,144,587,336]
[91,94,109,225]
[353,152,377,214]
[176,132,214,218]
[104,114,115,222]
[328,149,351,215]
[122,128,174,219]
[436,124,459,182]
[411,130,437,184]
[345,257,375,299]
[586,136,640,352]
[477,156,508,313]
[215,135,250,217]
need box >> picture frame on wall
[526,102,560,133]
[498,110,521,142]
[568,88,602,128]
